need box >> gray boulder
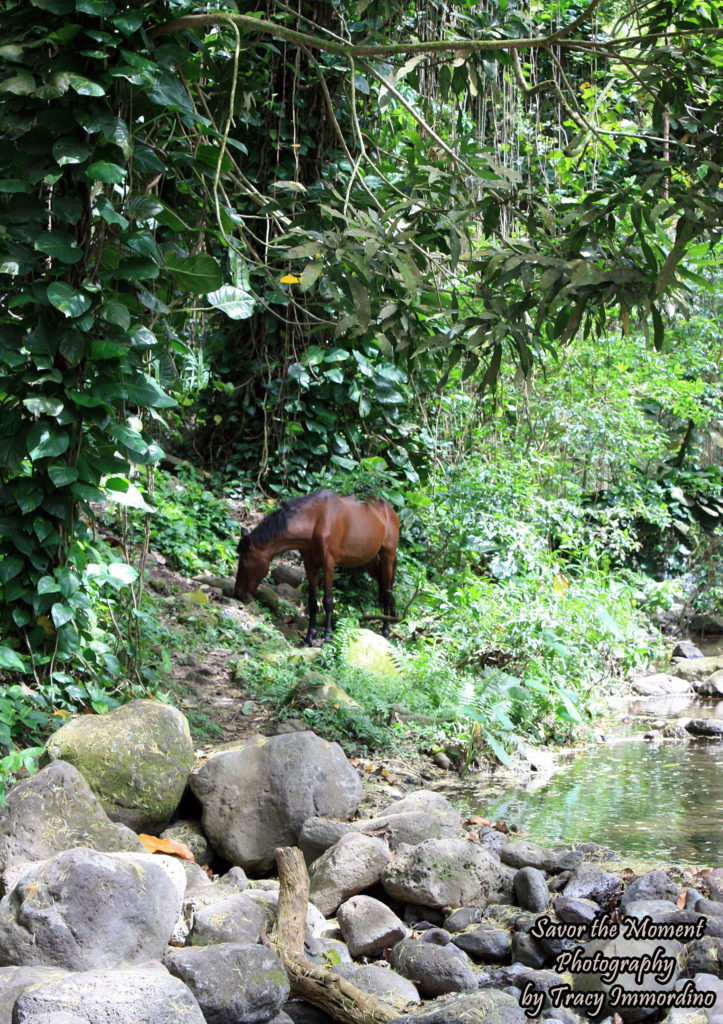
[453,922,512,962]
[381,838,511,909]
[686,720,723,737]
[563,863,621,903]
[388,988,526,1023]
[500,840,582,874]
[10,963,205,1024]
[159,820,215,868]
[389,938,477,996]
[514,866,550,912]
[0,967,68,1024]
[189,892,267,946]
[698,672,723,698]
[631,674,692,696]
[554,897,598,925]
[309,833,391,916]
[190,732,362,873]
[16,1014,91,1024]
[353,790,462,849]
[298,819,354,865]
[163,942,290,1023]
[45,700,194,832]
[620,870,680,912]
[674,657,723,683]
[0,847,182,970]
[572,935,681,1022]
[336,895,407,958]
[0,761,143,878]
[332,964,420,1009]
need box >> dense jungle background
[1,0,722,798]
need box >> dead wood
[272,846,400,1024]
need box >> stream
[477,640,723,868]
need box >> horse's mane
[239,492,319,552]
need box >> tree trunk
[272,846,400,1024]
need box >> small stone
[389,937,477,997]
[513,866,550,913]
[336,895,407,958]
[453,922,512,962]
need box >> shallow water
[477,641,723,867]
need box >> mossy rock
[46,699,195,833]
[290,672,361,710]
[344,628,401,678]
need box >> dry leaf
[465,815,491,827]
[139,834,195,861]
[676,889,687,909]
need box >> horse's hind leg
[379,552,397,638]
[322,557,335,642]
[303,558,319,646]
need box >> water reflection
[483,724,723,866]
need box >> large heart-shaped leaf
[166,252,223,294]
[47,282,91,318]
[207,285,255,319]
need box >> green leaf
[48,462,79,487]
[47,283,92,318]
[0,556,24,584]
[124,373,176,409]
[68,73,105,97]
[300,261,324,292]
[166,252,223,294]
[100,300,131,329]
[0,646,26,672]
[0,71,36,95]
[27,423,70,461]
[52,140,91,166]
[86,161,126,184]
[207,285,255,319]
[34,230,82,264]
[51,602,74,628]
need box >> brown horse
[234,490,399,645]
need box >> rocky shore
[0,698,721,1024]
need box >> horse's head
[233,529,269,602]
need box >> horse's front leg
[322,558,335,642]
[304,560,319,646]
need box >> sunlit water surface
[473,641,723,866]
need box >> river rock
[620,869,680,911]
[309,833,391,916]
[698,671,723,698]
[708,870,723,902]
[332,963,420,1009]
[674,657,723,682]
[673,641,705,659]
[631,673,693,696]
[381,838,511,909]
[0,967,68,1024]
[681,937,723,978]
[189,892,267,946]
[554,896,598,925]
[0,847,181,970]
[190,732,362,873]
[298,818,355,864]
[453,922,512,961]
[389,938,477,996]
[10,963,205,1024]
[511,931,547,968]
[562,862,621,903]
[444,907,486,931]
[514,866,550,912]
[160,820,215,868]
[685,720,723,737]
[45,700,194,832]
[388,988,527,1024]
[353,791,462,849]
[163,942,289,1023]
[336,894,407,958]
[500,840,582,874]
[17,1013,91,1024]
[572,935,681,1022]
[0,761,143,879]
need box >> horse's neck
[259,536,302,559]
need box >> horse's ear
[238,528,251,554]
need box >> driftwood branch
[272,846,399,1024]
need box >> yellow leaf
[553,573,569,593]
[213,414,222,425]
[37,615,55,635]
[280,273,301,284]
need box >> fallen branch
[272,846,400,1024]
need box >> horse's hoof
[304,632,317,647]
[323,632,333,644]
